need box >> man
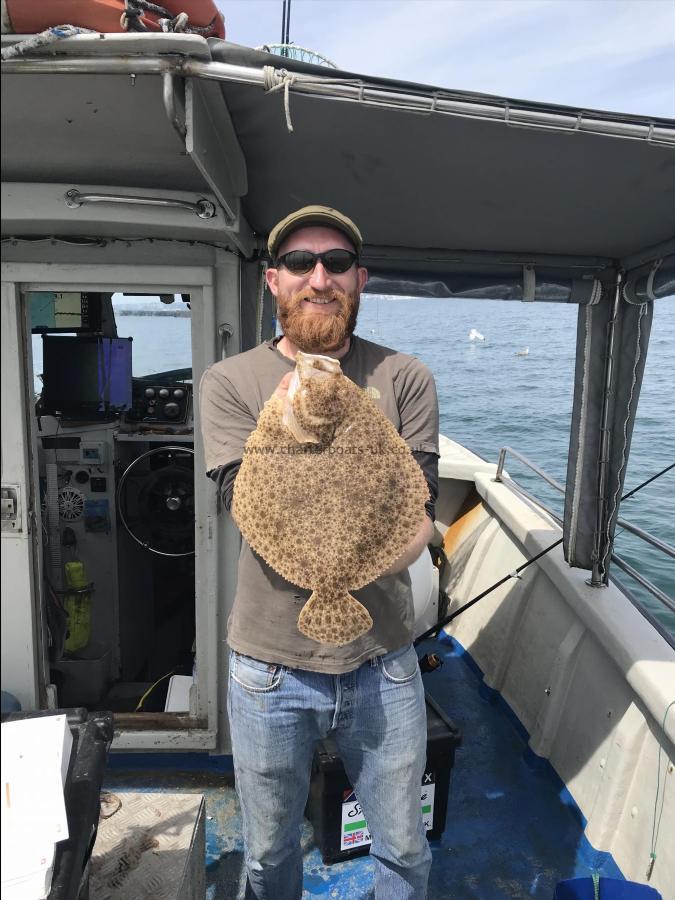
[200,206,439,899]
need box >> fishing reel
[418,653,444,674]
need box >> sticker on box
[339,772,435,852]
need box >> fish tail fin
[298,590,373,646]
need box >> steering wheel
[117,445,195,557]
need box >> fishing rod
[620,462,674,502]
[414,461,675,655]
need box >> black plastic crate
[2,707,114,900]
[305,694,461,864]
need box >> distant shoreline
[115,310,191,318]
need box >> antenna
[263,1,336,70]
[285,0,292,44]
[280,0,292,54]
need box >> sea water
[31,297,674,634]
[355,296,674,636]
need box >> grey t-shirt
[199,335,439,674]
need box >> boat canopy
[207,43,673,298]
[1,32,674,579]
[2,36,674,282]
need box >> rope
[129,0,172,16]
[568,302,593,564]
[263,65,297,133]
[647,699,674,879]
[0,25,95,61]
[122,1,218,36]
[645,258,662,302]
[160,12,189,33]
[601,301,648,577]
[171,14,221,36]
[261,66,366,134]
[256,261,268,346]
[121,0,148,31]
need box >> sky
[216,0,675,118]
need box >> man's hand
[381,515,435,576]
[274,372,294,401]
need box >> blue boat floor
[104,638,622,898]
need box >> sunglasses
[275,249,358,275]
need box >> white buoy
[469,328,486,342]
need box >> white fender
[409,549,439,640]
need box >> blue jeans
[227,644,432,900]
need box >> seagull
[516,347,530,357]
[469,328,486,342]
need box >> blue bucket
[554,878,662,900]
[1,690,21,714]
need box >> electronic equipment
[41,335,133,419]
[31,292,103,333]
[124,382,192,425]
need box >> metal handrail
[610,556,675,614]
[615,518,675,560]
[494,445,675,612]
[495,446,565,493]
[496,475,564,527]
[3,55,674,147]
[63,189,216,219]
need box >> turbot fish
[232,351,429,646]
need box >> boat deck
[103,636,623,898]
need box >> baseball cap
[267,205,363,258]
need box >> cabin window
[111,294,192,377]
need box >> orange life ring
[4,0,226,39]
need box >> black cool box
[305,694,461,864]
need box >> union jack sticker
[339,771,436,852]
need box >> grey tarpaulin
[241,261,276,350]
[206,42,675,265]
[564,289,654,575]
[365,273,602,303]
[623,254,675,304]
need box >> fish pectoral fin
[297,590,373,646]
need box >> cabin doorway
[28,290,202,724]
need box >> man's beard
[277,287,360,353]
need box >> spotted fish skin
[298,588,374,647]
[232,354,429,646]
